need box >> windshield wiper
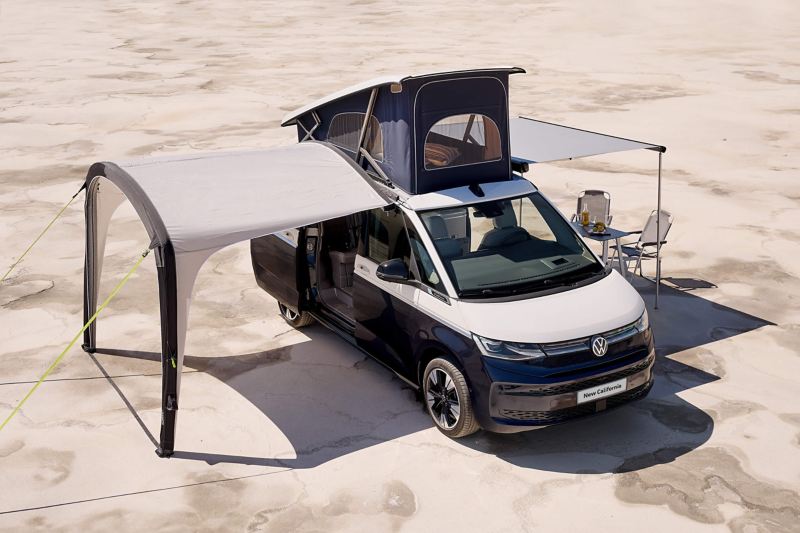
[460,278,553,298]
[547,265,604,287]
[459,286,519,298]
[462,267,603,298]
[458,265,606,299]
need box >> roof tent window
[327,112,383,161]
[424,114,502,170]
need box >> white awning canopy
[510,116,665,164]
[108,142,390,254]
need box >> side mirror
[376,258,410,283]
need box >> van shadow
[93,278,773,474]
[459,277,774,473]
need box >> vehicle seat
[329,250,356,295]
[427,215,463,259]
[478,208,530,250]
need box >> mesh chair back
[640,209,673,246]
[576,190,611,224]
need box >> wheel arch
[416,342,466,387]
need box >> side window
[366,208,411,266]
[424,113,502,170]
[327,113,384,161]
[406,222,445,292]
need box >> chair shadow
[661,277,718,291]
[93,277,773,474]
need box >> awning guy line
[1,183,86,282]
[0,249,150,431]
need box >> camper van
[251,68,654,437]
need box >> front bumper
[484,350,655,429]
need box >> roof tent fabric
[291,88,415,191]
[510,117,666,164]
[409,75,511,193]
[81,141,390,456]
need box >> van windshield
[419,193,604,298]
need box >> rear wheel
[423,358,479,438]
[278,302,314,328]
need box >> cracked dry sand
[1,0,800,532]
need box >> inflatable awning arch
[81,141,390,456]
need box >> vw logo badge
[591,335,608,357]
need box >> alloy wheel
[279,303,298,321]
[425,368,460,429]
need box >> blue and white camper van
[251,68,654,437]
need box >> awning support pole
[655,151,662,310]
[155,243,179,458]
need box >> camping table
[572,222,631,277]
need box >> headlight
[472,334,545,361]
[634,310,650,333]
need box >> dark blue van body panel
[252,225,654,434]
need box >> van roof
[280,67,525,126]
[400,174,537,212]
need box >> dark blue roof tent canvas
[281,68,525,195]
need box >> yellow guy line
[1,185,85,282]
[0,249,151,431]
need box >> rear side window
[424,113,501,170]
[327,113,383,161]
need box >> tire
[423,357,479,438]
[278,302,314,328]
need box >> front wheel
[278,302,314,328]
[423,358,479,438]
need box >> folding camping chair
[611,209,674,279]
[572,190,612,225]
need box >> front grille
[500,381,653,422]
[541,321,639,356]
[499,353,654,397]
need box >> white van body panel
[456,270,644,344]
[403,177,536,211]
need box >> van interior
[317,214,362,320]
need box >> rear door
[251,228,308,311]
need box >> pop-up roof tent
[81,68,666,457]
[282,67,524,194]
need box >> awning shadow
[93,331,430,470]
[92,277,773,474]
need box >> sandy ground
[1,0,799,531]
